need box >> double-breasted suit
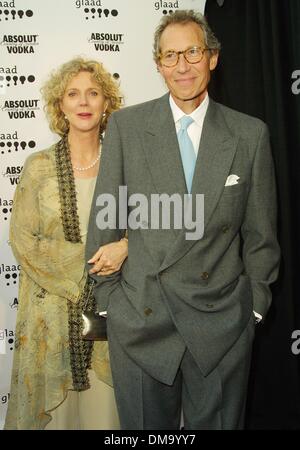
[86,93,280,429]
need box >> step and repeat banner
[0,0,206,429]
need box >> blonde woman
[4,58,127,430]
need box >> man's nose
[177,53,190,72]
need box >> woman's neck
[67,129,101,179]
[68,129,100,159]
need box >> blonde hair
[41,57,122,136]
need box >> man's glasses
[159,46,211,67]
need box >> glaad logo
[1,34,39,54]
[75,0,118,20]
[95,187,205,241]
[2,98,40,119]
[154,0,179,14]
[291,330,300,355]
[1,393,10,404]
[0,330,6,354]
[0,68,35,86]
[0,263,20,282]
[291,70,300,95]
[2,165,23,185]
[0,1,33,22]
[0,132,36,155]
[0,329,15,351]
[0,263,20,286]
[0,197,13,220]
[89,32,124,52]
[0,66,35,94]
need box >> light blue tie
[178,116,196,193]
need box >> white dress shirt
[169,92,209,157]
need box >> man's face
[158,22,218,112]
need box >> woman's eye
[90,91,98,96]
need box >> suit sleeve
[10,156,85,303]
[86,113,126,310]
[241,123,280,318]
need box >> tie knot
[180,115,193,131]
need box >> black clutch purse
[81,280,107,341]
[82,310,107,341]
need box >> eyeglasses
[159,46,211,67]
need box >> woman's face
[60,70,107,135]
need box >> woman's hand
[88,239,128,276]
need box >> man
[86,10,280,429]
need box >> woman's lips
[77,113,92,118]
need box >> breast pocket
[222,182,247,198]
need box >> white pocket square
[225,174,240,187]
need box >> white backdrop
[0,0,206,428]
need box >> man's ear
[157,62,164,76]
[209,51,219,71]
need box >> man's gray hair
[153,9,221,63]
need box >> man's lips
[175,77,195,85]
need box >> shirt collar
[169,93,209,127]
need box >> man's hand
[88,239,128,276]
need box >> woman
[4,58,127,430]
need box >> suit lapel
[191,100,239,228]
[160,100,239,271]
[142,94,187,239]
[143,93,187,198]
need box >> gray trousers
[107,315,255,430]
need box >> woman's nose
[79,94,88,105]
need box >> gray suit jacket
[86,94,280,385]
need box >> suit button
[222,225,230,233]
[201,272,209,280]
[144,308,153,316]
